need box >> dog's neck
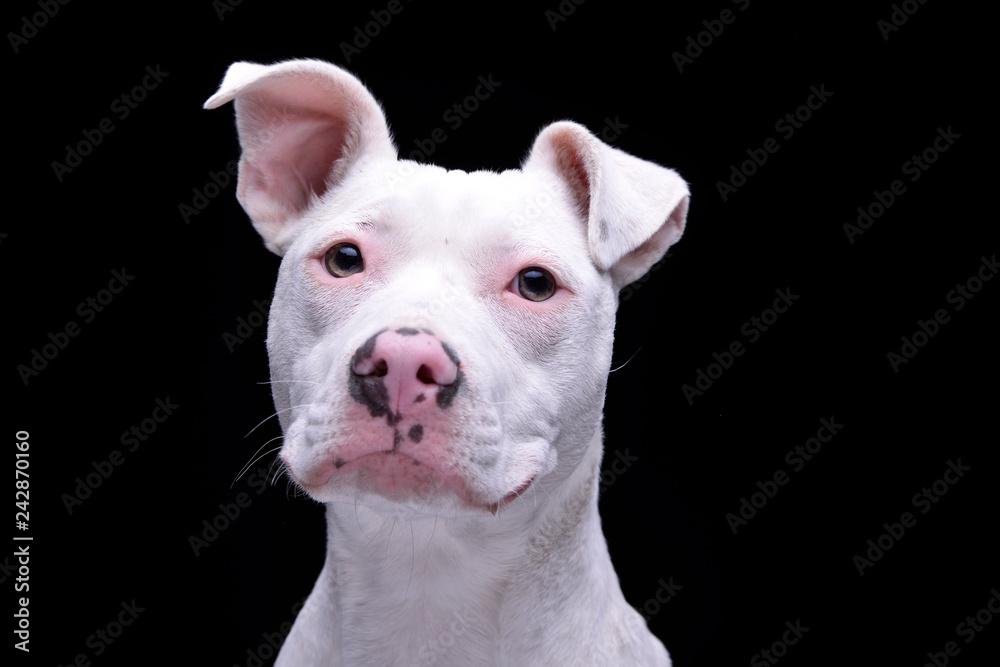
[298,433,644,665]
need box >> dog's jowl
[206,59,689,666]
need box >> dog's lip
[505,475,536,501]
[299,451,537,512]
[326,449,471,498]
[486,475,536,514]
[332,449,424,470]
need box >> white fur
[205,59,689,666]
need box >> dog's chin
[292,451,535,517]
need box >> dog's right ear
[204,60,397,255]
[523,122,689,290]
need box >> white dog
[206,59,688,666]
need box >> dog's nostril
[370,359,388,377]
[416,364,437,385]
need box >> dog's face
[205,60,689,517]
[268,164,615,514]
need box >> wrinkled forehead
[304,162,587,262]
[384,165,577,245]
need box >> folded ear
[204,59,397,255]
[523,121,689,290]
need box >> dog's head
[206,60,689,517]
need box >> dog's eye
[515,267,556,302]
[324,243,364,278]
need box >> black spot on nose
[436,369,464,409]
[348,329,392,422]
[348,372,390,420]
[408,424,424,443]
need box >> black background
[7,1,996,665]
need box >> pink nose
[349,328,462,423]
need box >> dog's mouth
[290,450,535,514]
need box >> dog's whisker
[231,436,284,488]
[407,521,416,595]
[257,379,321,386]
[484,398,517,407]
[283,475,296,499]
[609,346,643,373]
[385,517,396,561]
[244,409,288,438]
[268,454,288,486]
[243,402,312,439]
[426,515,440,553]
[231,448,281,489]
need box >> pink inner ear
[556,144,592,221]
[244,116,348,216]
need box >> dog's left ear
[204,59,397,255]
[524,121,689,290]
